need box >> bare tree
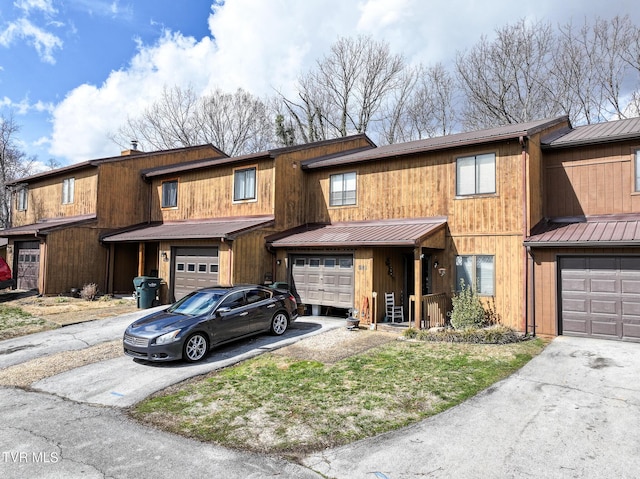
[456,19,560,129]
[280,35,406,142]
[113,86,275,155]
[0,113,37,228]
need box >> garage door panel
[563,318,588,334]
[621,280,640,294]
[622,300,640,317]
[591,279,617,293]
[562,257,587,269]
[563,298,587,313]
[590,319,619,337]
[562,278,587,292]
[622,322,640,340]
[591,299,617,315]
[590,257,618,270]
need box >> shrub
[403,325,527,344]
[80,283,99,301]
[449,280,485,330]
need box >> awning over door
[267,217,447,248]
[0,214,97,237]
[526,214,640,247]
[102,215,275,242]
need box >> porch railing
[420,293,450,329]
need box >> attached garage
[560,256,640,341]
[173,247,219,300]
[291,254,354,308]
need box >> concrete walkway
[303,336,640,478]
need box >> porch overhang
[266,217,447,249]
[101,215,275,243]
[0,214,97,237]
[525,214,640,248]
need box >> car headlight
[155,330,181,345]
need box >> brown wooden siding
[531,247,640,337]
[12,169,98,227]
[150,160,275,222]
[544,142,640,217]
[44,227,107,295]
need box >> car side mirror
[215,306,231,317]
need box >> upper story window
[635,151,640,192]
[456,153,496,196]
[17,187,28,211]
[161,180,178,208]
[330,172,357,206]
[62,178,75,204]
[455,255,495,296]
[233,167,256,202]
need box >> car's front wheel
[183,333,209,362]
[270,312,288,335]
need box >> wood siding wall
[150,160,275,222]
[44,227,107,294]
[543,142,640,217]
[12,168,98,227]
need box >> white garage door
[291,254,354,309]
[173,247,219,300]
[560,256,640,342]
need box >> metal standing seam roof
[302,116,569,169]
[0,214,97,236]
[525,214,640,247]
[268,217,447,248]
[101,216,275,242]
[542,116,640,148]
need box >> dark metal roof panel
[542,117,640,148]
[303,117,568,169]
[268,217,447,248]
[142,152,269,179]
[0,214,97,237]
[102,216,275,242]
[525,214,640,247]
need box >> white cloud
[14,0,57,15]
[0,17,62,63]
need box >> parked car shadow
[0,289,38,302]
[133,319,324,368]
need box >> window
[330,172,357,206]
[635,151,640,191]
[233,167,256,201]
[219,291,246,310]
[62,178,75,204]
[455,255,494,295]
[162,180,178,208]
[456,153,495,196]
[17,187,27,211]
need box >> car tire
[183,333,209,362]
[270,312,288,336]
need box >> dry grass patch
[133,336,545,459]
[0,340,122,387]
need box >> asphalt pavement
[1,310,640,478]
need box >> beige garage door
[560,256,640,342]
[291,254,354,309]
[173,247,219,300]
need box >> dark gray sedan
[123,285,298,362]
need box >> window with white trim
[62,178,75,204]
[456,153,496,196]
[455,255,495,295]
[330,172,357,206]
[233,167,256,201]
[17,187,28,211]
[635,150,640,192]
[161,180,178,208]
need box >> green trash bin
[133,276,162,309]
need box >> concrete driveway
[303,336,640,479]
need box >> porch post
[414,247,422,328]
[137,243,145,277]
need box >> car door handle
[267,304,275,308]
[239,312,249,316]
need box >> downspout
[528,246,536,337]
[520,136,529,334]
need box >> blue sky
[0,0,638,167]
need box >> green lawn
[132,338,545,458]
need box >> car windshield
[167,291,225,316]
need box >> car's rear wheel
[183,333,209,362]
[270,312,288,335]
